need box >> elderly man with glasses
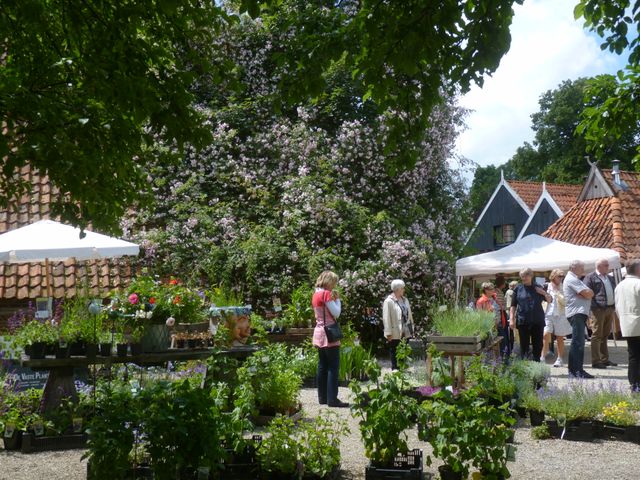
[584,258,618,369]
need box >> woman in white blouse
[382,279,414,370]
[541,269,571,367]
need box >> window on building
[493,224,515,246]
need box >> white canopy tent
[0,219,140,296]
[456,234,621,300]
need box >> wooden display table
[425,336,503,388]
[22,346,259,414]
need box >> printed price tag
[272,296,282,312]
[506,444,516,462]
[73,417,83,433]
[4,424,15,438]
[33,421,44,436]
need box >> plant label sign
[3,363,49,390]
[4,424,15,438]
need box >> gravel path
[1,340,638,480]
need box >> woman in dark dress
[509,267,552,361]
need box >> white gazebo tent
[455,234,622,300]
[0,219,139,297]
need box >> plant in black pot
[255,415,300,479]
[256,412,348,480]
[1,406,27,450]
[351,340,422,479]
[141,379,228,479]
[98,331,112,357]
[235,343,303,423]
[114,333,128,357]
[15,320,57,359]
[129,326,144,356]
[520,390,545,426]
[418,389,477,480]
[468,392,516,479]
[84,384,139,479]
[299,412,348,479]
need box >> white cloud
[456,0,625,170]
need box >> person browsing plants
[312,271,349,408]
[563,260,595,379]
[382,279,414,370]
[477,282,510,358]
[509,267,551,362]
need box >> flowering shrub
[124,12,471,334]
[602,402,637,427]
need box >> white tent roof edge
[456,234,621,278]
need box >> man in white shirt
[564,260,595,378]
[615,259,640,392]
[584,258,617,369]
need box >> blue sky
[455,0,630,173]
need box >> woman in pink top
[311,271,348,408]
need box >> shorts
[544,314,572,337]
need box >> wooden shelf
[22,345,259,369]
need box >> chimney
[612,159,621,186]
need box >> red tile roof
[506,180,581,212]
[0,167,134,300]
[543,169,640,262]
[545,183,583,212]
[506,180,543,210]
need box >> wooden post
[44,258,53,298]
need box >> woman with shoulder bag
[382,279,414,370]
[311,271,349,408]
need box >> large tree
[1,0,523,232]
[125,13,470,330]
[574,0,640,166]
[506,76,635,182]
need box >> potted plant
[140,379,228,479]
[467,393,515,479]
[520,390,545,426]
[255,412,347,480]
[235,344,303,425]
[281,284,315,332]
[419,389,476,480]
[599,401,639,442]
[15,320,58,359]
[351,341,423,479]
[114,333,128,357]
[427,307,495,353]
[255,415,300,479]
[1,407,26,450]
[98,331,112,357]
[84,385,139,479]
[129,326,144,356]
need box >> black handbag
[323,301,343,343]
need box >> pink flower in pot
[128,293,139,305]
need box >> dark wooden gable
[522,199,560,237]
[469,185,530,252]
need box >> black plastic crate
[365,449,423,480]
[21,432,88,453]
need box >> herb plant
[430,307,495,339]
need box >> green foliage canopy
[574,0,640,164]
[1,0,524,231]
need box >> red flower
[149,297,156,304]
[169,279,178,285]
[173,295,181,305]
